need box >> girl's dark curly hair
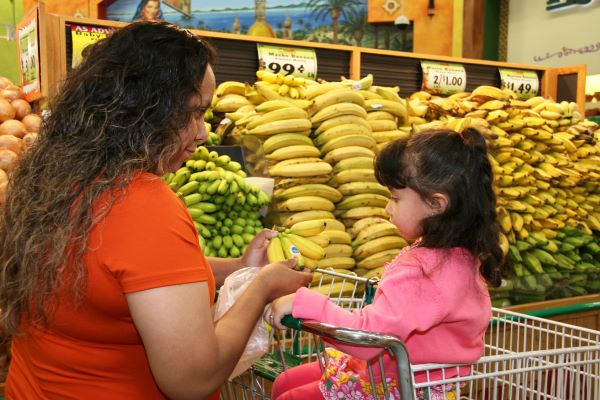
[374,128,504,286]
[0,21,215,335]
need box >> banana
[320,134,377,155]
[478,100,506,111]
[246,118,312,136]
[341,74,373,90]
[368,119,398,132]
[322,219,347,231]
[354,236,408,261]
[364,99,408,122]
[254,81,284,101]
[337,182,390,197]
[278,196,336,212]
[372,130,411,143]
[262,133,314,154]
[274,176,331,190]
[470,86,509,102]
[213,94,252,113]
[215,81,246,97]
[357,248,402,269]
[336,193,389,210]
[332,157,374,174]
[359,89,384,100]
[246,107,308,130]
[310,103,368,125]
[279,234,305,269]
[365,111,396,121]
[309,88,366,116]
[283,210,336,227]
[286,232,326,260]
[316,257,356,270]
[340,206,388,220]
[374,86,404,103]
[306,82,347,100]
[271,157,323,168]
[276,184,343,203]
[324,244,354,258]
[255,99,301,113]
[329,169,378,187]
[305,233,331,247]
[360,266,386,279]
[323,146,376,164]
[351,217,390,237]
[353,220,401,247]
[267,235,286,263]
[314,114,372,134]
[266,145,321,161]
[269,160,332,177]
[320,230,352,245]
[288,219,327,237]
[314,124,373,147]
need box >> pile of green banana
[163,146,270,258]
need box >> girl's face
[385,187,433,241]
[166,65,216,173]
[142,0,160,20]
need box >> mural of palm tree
[306,0,362,44]
[340,8,370,47]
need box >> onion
[0,77,13,90]
[11,99,31,120]
[0,149,18,172]
[2,86,24,102]
[0,119,27,138]
[21,113,41,133]
[22,132,38,151]
[0,168,7,184]
[0,180,6,206]
[0,98,15,122]
[0,135,22,155]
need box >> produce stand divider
[32,8,597,326]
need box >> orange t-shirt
[7,172,218,399]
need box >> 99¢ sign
[499,68,539,100]
[257,44,317,79]
[420,61,467,95]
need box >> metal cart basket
[221,272,600,400]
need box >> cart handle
[281,315,415,400]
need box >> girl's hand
[241,229,278,268]
[264,293,297,330]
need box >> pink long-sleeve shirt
[292,246,491,384]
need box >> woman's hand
[256,258,311,302]
[240,228,278,268]
[264,293,296,330]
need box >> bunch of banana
[349,218,408,269]
[162,146,271,258]
[202,121,221,146]
[255,70,313,99]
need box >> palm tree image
[340,8,371,46]
[306,0,362,44]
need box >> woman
[133,0,164,21]
[0,21,311,399]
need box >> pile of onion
[0,76,41,203]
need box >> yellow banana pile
[255,70,314,100]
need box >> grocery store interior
[0,0,599,398]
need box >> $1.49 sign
[420,61,467,95]
[257,44,317,79]
[499,68,539,100]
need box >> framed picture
[16,7,42,102]
[162,0,191,17]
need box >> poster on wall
[105,0,378,47]
[16,7,42,102]
[70,25,113,68]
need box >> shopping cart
[220,268,380,400]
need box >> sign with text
[499,68,539,100]
[257,44,317,79]
[70,24,113,68]
[16,8,41,102]
[420,61,467,96]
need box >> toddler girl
[267,127,504,399]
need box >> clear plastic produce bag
[214,266,271,379]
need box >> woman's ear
[428,193,449,215]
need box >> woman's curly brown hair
[0,21,215,336]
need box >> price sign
[420,61,467,95]
[499,68,539,100]
[257,44,317,79]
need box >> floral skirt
[319,348,463,400]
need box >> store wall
[22,0,102,18]
[0,0,23,83]
[507,0,600,74]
